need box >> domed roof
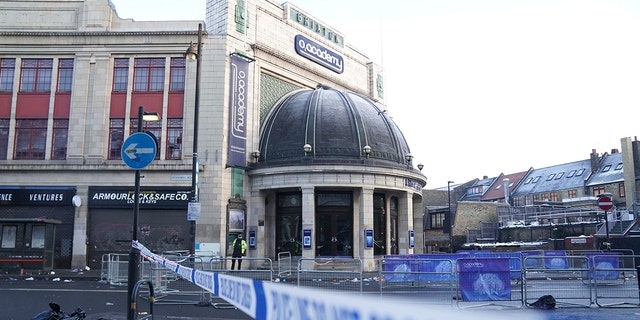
[257,86,414,169]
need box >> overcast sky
[110,0,640,188]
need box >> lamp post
[126,106,160,320]
[447,181,454,252]
[185,23,202,256]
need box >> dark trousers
[231,256,242,270]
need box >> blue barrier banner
[522,251,544,268]
[382,255,418,282]
[587,253,620,280]
[544,250,568,269]
[471,252,522,279]
[458,258,511,301]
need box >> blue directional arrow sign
[121,132,157,169]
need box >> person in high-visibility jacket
[231,234,247,270]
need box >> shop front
[0,186,77,270]
[86,186,191,269]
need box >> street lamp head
[185,42,198,62]
[142,111,161,122]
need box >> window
[619,183,625,197]
[568,189,577,198]
[0,119,9,159]
[567,170,576,178]
[113,58,129,92]
[108,119,125,160]
[166,118,183,159]
[615,163,623,170]
[546,174,555,181]
[31,225,46,249]
[133,58,165,92]
[169,58,186,92]
[532,176,541,183]
[555,172,564,179]
[524,177,532,184]
[430,212,444,229]
[550,192,558,202]
[14,119,47,160]
[56,59,74,93]
[1,225,17,248]
[576,168,585,176]
[20,59,53,93]
[0,58,16,92]
[602,165,611,172]
[130,118,161,159]
[51,119,68,160]
[592,186,606,197]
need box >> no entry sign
[597,196,614,211]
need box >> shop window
[51,119,68,160]
[0,58,16,92]
[133,58,165,92]
[169,58,185,92]
[0,119,8,159]
[20,58,53,93]
[1,225,17,249]
[108,118,124,160]
[56,59,74,93]
[31,225,46,249]
[113,58,129,92]
[166,118,183,159]
[14,119,47,160]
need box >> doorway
[315,192,353,257]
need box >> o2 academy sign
[295,34,344,74]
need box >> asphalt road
[5,275,640,320]
[0,277,251,320]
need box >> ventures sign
[294,34,343,74]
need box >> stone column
[301,187,315,260]
[250,190,265,257]
[358,187,375,271]
[398,192,414,254]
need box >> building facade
[0,0,425,270]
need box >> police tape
[133,241,544,320]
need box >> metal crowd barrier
[523,255,592,307]
[100,253,129,286]
[101,250,640,310]
[455,256,524,309]
[297,258,363,293]
[140,253,209,305]
[277,251,292,278]
[378,256,456,305]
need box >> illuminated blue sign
[294,34,344,74]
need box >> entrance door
[316,208,353,257]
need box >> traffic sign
[121,132,157,169]
[597,196,613,211]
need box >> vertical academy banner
[227,54,249,167]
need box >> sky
[110,0,640,189]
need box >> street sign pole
[597,195,614,252]
[127,107,143,320]
[123,106,158,320]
